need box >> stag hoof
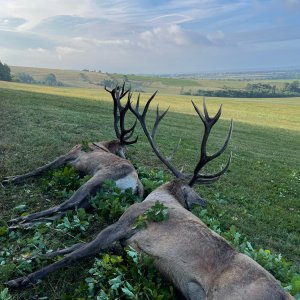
[1,177,11,185]
[2,176,19,185]
[5,276,34,289]
[8,216,24,225]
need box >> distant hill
[9,65,298,95]
[10,66,108,88]
[9,66,202,93]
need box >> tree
[0,61,12,81]
[43,73,63,86]
[289,81,300,92]
[44,73,57,85]
[13,72,34,83]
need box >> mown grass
[1,81,299,131]
[0,84,299,298]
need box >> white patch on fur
[115,173,138,193]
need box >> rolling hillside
[9,65,293,94]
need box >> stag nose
[117,148,126,159]
[197,195,206,208]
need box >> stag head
[129,92,233,209]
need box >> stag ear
[181,185,206,210]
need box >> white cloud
[148,14,193,25]
[206,30,225,43]
[55,46,85,60]
[72,37,132,47]
[1,0,92,30]
[140,25,188,48]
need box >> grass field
[0,82,299,298]
[1,81,299,131]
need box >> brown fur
[3,139,143,227]
[124,181,293,300]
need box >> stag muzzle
[116,148,126,159]
[181,185,206,210]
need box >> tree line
[181,81,300,98]
[0,61,12,81]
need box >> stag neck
[144,179,188,208]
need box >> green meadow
[0,81,299,298]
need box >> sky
[0,0,299,74]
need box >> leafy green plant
[72,247,175,299]
[81,140,92,152]
[13,204,28,214]
[42,165,91,198]
[56,208,93,235]
[137,166,168,196]
[90,180,140,223]
[291,275,300,299]
[0,288,12,300]
[144,201,169,222]
[133,201,169,229]
[0,227,8,237]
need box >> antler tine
[166,138,181,162]
[122,119,137,140]
[151,104,170,138]
[192,152,232,185]
[142,91,158,118]
[189,99,232,186]
[129,92,184,179]
[209,120,233,161]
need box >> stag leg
[1,148,80,185]
[5,216,137,289]
[33,243,85,259]
[9,172,108,228]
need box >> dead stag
[2,84,143,228]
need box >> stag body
[3,85,143,227]
[125,181,292,300]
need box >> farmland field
[0,81,299,298]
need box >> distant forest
[181,82,300,98]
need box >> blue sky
[0,0,299,73]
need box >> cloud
[1,0,93,30]
[140,25,188,48]
[0,29,56,50]
[206,30,225,43]
[55,46,85,60]
[33,15,107,36]
[0,17,26,29]
[0,0,299,73]
[148,14,193,25]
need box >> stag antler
[188,99,233,186]
[129,91,185,179]
[105,83,138,145]
[129,94,232,185]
